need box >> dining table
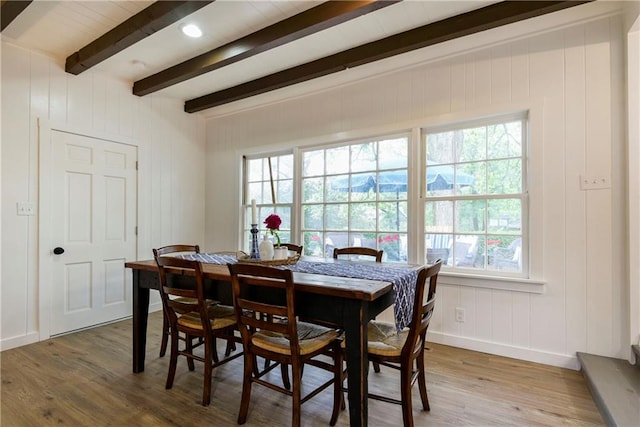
[125,254,420,427]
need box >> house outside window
[300,136,409,261]
[423,114,527,275]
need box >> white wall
[1,42,206,350]
[204,10,631,368]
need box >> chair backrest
[404,260,442,357]
[333,246,383,262]
[280,243,303,255]
[227,263,301,355]
[154,244,200,257]
[154,255,211,336]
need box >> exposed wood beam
[65,1,213,75]
[133,1,400,96]
[1,0,32,32]
[185,0,592,113]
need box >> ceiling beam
[65,1,213,75]
[133,1,400,96]
[1,0,32,32]
[185,0,592,113]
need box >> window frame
[420,112,530,278]
[297,133,412,261]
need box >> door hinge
[135,226,138,236]
[135,161,138,170]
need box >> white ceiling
[2,1,502,114]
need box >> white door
[50,130,137,335]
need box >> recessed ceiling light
[181,24,202,38]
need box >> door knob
[53,247,65,255]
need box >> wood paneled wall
[1,43,206,350]
[204,15,628,367]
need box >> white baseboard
[428,331,579,370]
[0,331,40,352]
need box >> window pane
[350,202,377,230]
[248,158,263,182]
[451,235,481,268]
[455,200,486,233]
[303,204,324,229]
[302,231,324,256]
[488,236,522,272]
[326,204,348,230]
[455,127,486,162]
[378,233,407,261]
[278,178,293,204]
[303,150,324,177]
[326,146,350,175]
[487,159,522,194]
[378,138,407,169]
[302,177,324,203]
[487,199,521,233]
[425,201,453,232]
[426,131,454,164]
[350,142,377,172]
[378,201,407,232]
[488,121,522,159]
[457,162,485,196]
[326,175,350,202]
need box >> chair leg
[291,361,302,427]
[186,335,195,371]
[202,337,213,406]
[416,355,430,411]
[400,361,414,427]
[373,361,381,373]
[281,362,291,390]
[160,312,169,357]
[238,352,254,425]
[329,345,343,426]
[166,329,179,389]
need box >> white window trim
[241,102,545,294]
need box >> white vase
[259,235,274,260]
[273,246,288,260]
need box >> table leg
[132,269,150,373]
[343,301,369,427]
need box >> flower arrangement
[263,213,282,247]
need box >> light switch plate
[580,175,610,190]
[17,202,35,216]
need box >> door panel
[50,130,137,335]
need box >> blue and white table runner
[180,253,419,332]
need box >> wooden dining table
[125,257,417,426]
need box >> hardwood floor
[1,312,603,426]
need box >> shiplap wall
[1,42,206,350]
[204,15,627,368]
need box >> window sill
[438,271,545,294]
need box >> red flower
[264,214,282,231]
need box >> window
[301,136,409,261]
[423,115,527,275]
[243,153,294,251]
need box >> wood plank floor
[1,312,603,426]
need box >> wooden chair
[333,246,383,262]
[365,259,442,427]
[228,263,343,427]
[280,243,303,254]
[154,255,242,406]
[154,244,201,357]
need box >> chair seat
[367,321,409,357]
[177,304,236,330]
[253,321,340,356]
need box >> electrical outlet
[17,202,35,216]
[580,175,610,190]
[455,307,465,323]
